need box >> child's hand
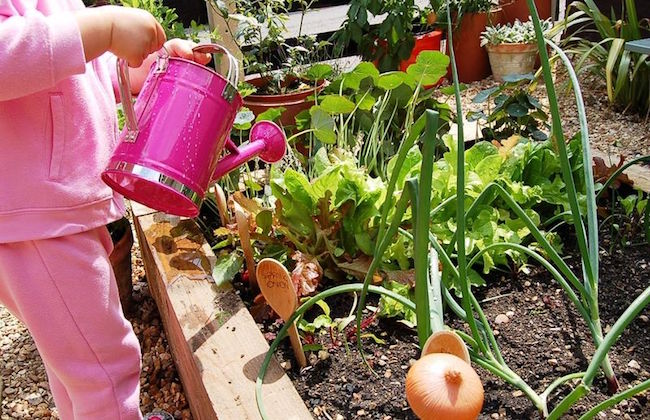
[107,6,166,67]
[125,39,212,95]
[163,39,212,66]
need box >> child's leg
[0,227,142,420]
[44,365,74,419]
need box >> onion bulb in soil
[405,353,484,420]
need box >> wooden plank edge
[133,214,216,419]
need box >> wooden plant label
[235,202,257,288]
[256,258,307,368]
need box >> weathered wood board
[133,210,312,420]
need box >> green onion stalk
[525,0,620,392]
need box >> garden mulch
[2,68,650,419]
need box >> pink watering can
[102,44,286,218]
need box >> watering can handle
[116,43,240,142]
[191,43,240,87]
[116,55,140,142]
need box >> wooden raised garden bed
[131,202,312,420]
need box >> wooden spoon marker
[421,330,471,363]
[256,258,307,368]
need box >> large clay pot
[108,217,134,315]
[447,9,504,83]
[500,0,552,23]
[486,43,539,81]
[244,76,325,127]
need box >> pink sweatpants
[0,226,143,420]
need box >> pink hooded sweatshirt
[0,0,125,243]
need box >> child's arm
[0,4,164,102]
[74,6,165,68]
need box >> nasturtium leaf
[310,106,336,144]
[342,62,379,90]
[294,109,311,131]
[306,63,333,81]
[472,86,499,103]
[320,95,356,114]
[355,91,376,110]
[255,107,286,122]
[506,102,528,117]
[406,50,449,86]
[502,73,534,82]
[378,71,416,90]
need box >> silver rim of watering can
[109,161,202,207]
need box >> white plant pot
[486,43,538,82]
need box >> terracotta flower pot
[447,9,504,83]
[108,217,134,315]
[500,0,552,24]
[243,75,325,127]
[486,43,538,81]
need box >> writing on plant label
[259,262,290,290]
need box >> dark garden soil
[225,225,650,420]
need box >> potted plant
[207,0,330,126]
[435,0,503,83]
[333,0,431,72]
[480,17,551,81]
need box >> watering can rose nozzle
[211,120,287,181]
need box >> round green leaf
[506,103,528,117]
[406,51,450,86]
[255,107,286,122]
[320,95,356,114]
[306,63,333,81]
[310,106,336,144]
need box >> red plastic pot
[399,30,447,88]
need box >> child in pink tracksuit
[0,1,210,418]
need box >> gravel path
[1,66,648,420]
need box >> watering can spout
[211,121,286,181]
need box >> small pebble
[495,314,510,324]
[628,360,641,370]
